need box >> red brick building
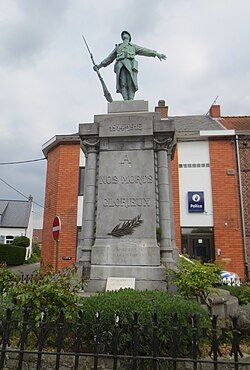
[41,104,249,280]
[216,114,250,279]
[32,229,43,247]
[42,135,80,269]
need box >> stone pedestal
[78,100,178,292]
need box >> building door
[190,236,213,262]
[181,228,214,262]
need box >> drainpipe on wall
[235,134,249,280]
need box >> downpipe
[235,135,249,280]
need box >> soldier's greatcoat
[100,43,157,93]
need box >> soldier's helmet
[121,30,131,42]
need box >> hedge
[12,236,30,248]
[81,289,210,357]
[222,284,250,305]
[0,243,26,265]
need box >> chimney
[209,104,221,118]
[155,100,168,118]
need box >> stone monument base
[85,237,167,292]
[87,277,166,292]
[86,265,166,292]
[78,100,178,293]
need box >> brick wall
[209,139,245,278]
[171,146,181,252]
[42,142,80,270]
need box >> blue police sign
[188,192,204,213]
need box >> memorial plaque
[106,277,135,291]
[96,150,156,239]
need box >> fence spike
[230,316,243,361]
[93,310,101,370]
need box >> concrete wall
[25,202,33,258]
[77,196,83,227]
[0,227,27,241]
[178,140,213,227]
[77,148,85,227]
[79,147,85,167]
[3,351,249,370]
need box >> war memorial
[1,30,248,370]
[77,31,179,291]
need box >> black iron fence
[19,270,243,287]
[20,273,36,283]
[0,309,249,370]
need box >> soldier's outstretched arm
[134,44,166,60]
[94,48,116,70]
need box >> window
[78,167,85,196]
[179,163,210,168]
[5,235,14,244]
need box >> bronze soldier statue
[94,31,166,101]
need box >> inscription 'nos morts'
[99,174,153,185]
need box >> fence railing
[19,270,243,288]
[0,308,249,370]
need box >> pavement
[9,263,40,275]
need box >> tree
[12,236,30,248]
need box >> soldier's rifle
[82,35,113,103]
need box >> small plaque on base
[106,277,135,292]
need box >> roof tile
[0,200,32,228]
[218,116,250,131]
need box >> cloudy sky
[0,0,249,228]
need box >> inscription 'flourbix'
[103,197,150,208]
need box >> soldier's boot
[127,75,135,100]
[128,90,135,100]
[121,87,129,100]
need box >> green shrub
[25,243,41,264]
[0,264,20,294]
[24,254,40,264]
[12,236,30,247]
[168,258,221,305]
[222,284,250,305]
[9,266,81,322]
[81,289,210,357]
[0,243,26,265]
[32,243,41,257]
